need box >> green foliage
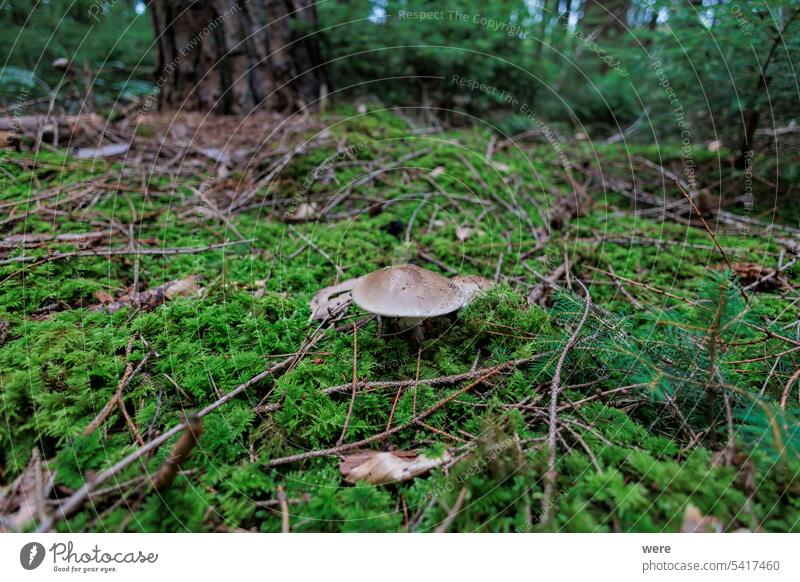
[0,1,153,108]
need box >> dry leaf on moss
[340,449,450,485]
[455,226,482,242]
[94,276,202,312]
[285,202,319,223]
[0,449,53,532]
[681,504,723,533]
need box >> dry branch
[540,280,592,526]
[150,415,203,491]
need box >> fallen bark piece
[339,449,450,485]
[73,143,130,159]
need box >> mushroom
[351,264,465,341]
[450,275,494,304]
[308,277,358,322]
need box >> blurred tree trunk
[535,0,548,59]
[148,0,323,114]
[581,0,630,40]
[579,0,630,74]
[736,5,800,167]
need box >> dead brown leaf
[681,504,723,533]
[340,449,450,485]
[0,449,53,532]
[95,276,202,313]
[721,262,787,291]
[94,290,115,304]
[284,202,319,223]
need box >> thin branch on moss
[149,415,202,491]
[780,367,800,411]
[276,486,290,533]
[540,280,591,526]
[336,322,358,446]
[323,356,542,396]
[84,336,152,437]
[434,486,468,533]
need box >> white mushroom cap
[451,275,495,303]
[352,264,465,318]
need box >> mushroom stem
[396,316,424,331]
[397,316,425,344]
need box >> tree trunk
[581,0,630,40]
[579,0,631,74]
[148,0,323,114]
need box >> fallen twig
[0,239,253,266]
[540,280,591,526]
[322,357,540,395]
[149,415,202,491]
[277,486,290,533]
[336,322,359,446]
[84,336,152,437]
[780,367,800,411]
[434,486,468,533]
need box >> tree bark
[580,0,630,39]
[579,0,630,74]
[148,0,323,114]
[736,6,800,167]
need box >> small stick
[288,225,344,277]
[411,344,422,418]
[607,263,643,309]
[780,367,800,411]
[323,357,542,395]
[540,280,591,525]
[336,322,358,446]
[0,239,253,266]
[150,415,202,491]
[416,420,465,442]
[84,337,150,436]
[434,487,468,533]
[118,397,146,447]
[556,382,649,412]
[675,181,732,270]
[586,265,696,305]
[562,422,601,472]
[277,486,290,533]
[386,384,404,432]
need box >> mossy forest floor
[1,109,799,532]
